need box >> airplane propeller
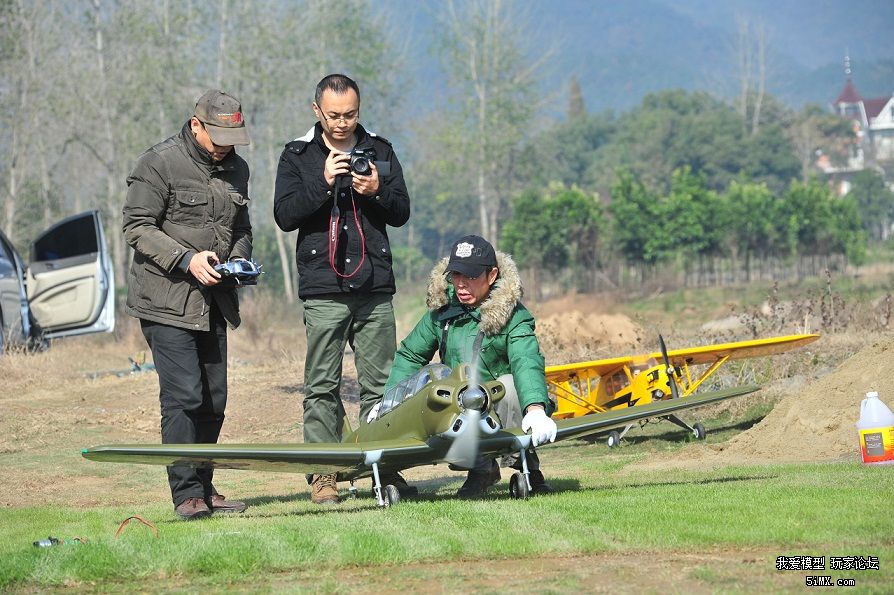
[444,384,485,468]
[658,334,680,400]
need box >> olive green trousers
[301,293,396,443]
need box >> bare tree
[437,0,547,242]
[735,15,767,136]
[0,0,407,299]
[0,0,63,241]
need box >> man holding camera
[274,74,411,504]
[123,89,253,520]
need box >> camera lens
[352,157,370,175]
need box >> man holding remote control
[122,89,253,520]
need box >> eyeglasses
[319,110,359,125]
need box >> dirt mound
[531,294,644,361]
[633,338,894,471]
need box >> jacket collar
[179,121,238,173]
[426,251,524,336]
[309,121,373,151]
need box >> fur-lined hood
[425,251,523,336]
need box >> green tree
[573,90,801,196]
[517,111,616,195]
[650,167,723,263]
[721,181,778,278]
[567,75,586,121]
[776,180,853,257]
[607,170,661,264]
[846,169,894,242]
[830,194,866,265]
[501,184,602,293]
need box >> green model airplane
[83,363,757,507]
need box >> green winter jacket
[386,252,553,415]
[123,122,252,331]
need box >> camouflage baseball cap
[194,89,250,146]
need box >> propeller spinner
[444,384,487,468]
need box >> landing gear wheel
[693,422,706,440]
[509,472,529,500]
[383,484,401,507]
[606,430,621,448]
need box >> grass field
[2,427,893,592]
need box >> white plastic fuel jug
[856,391,894,464]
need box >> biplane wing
[83,384,758,480]
[546,334,820,380]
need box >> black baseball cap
[446,235,497,278]
[194,89,250,146]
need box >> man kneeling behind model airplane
[83,362,757,507]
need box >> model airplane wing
[82,439,433,476]
[546,334,819,379]
[662,333,820,366]
[84,385,757,476]
[478,384,759,455]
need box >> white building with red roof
[823,55,894,194]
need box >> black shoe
[528,470,555,495]
[378,472,419,497]
[456,461,501,499]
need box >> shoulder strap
[439,320,450,363]
[439,320,486,367]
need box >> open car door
[0,230,30,347]
[25,210,115,339]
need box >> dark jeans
[141,311,227,507]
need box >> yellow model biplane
[545,334,820,447]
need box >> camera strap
[328,181,366,279]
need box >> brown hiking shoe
[311,473,340,504]
[175,497,212,520]
[207,494,247,514]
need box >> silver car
[0,210,115,352]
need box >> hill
[382,0,894,113]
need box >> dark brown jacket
[123,122,252,331]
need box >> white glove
[366,402,382,423]
[521,407,557,447]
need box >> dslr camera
[348,145,377,176]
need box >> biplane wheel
[509,473,529,499]
[606,431,621,449]
[383,484,401,507]
[693,423,706,440]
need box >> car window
[32,215,98,262]
[0,241,15,276]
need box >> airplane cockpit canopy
[379,363,452,416]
